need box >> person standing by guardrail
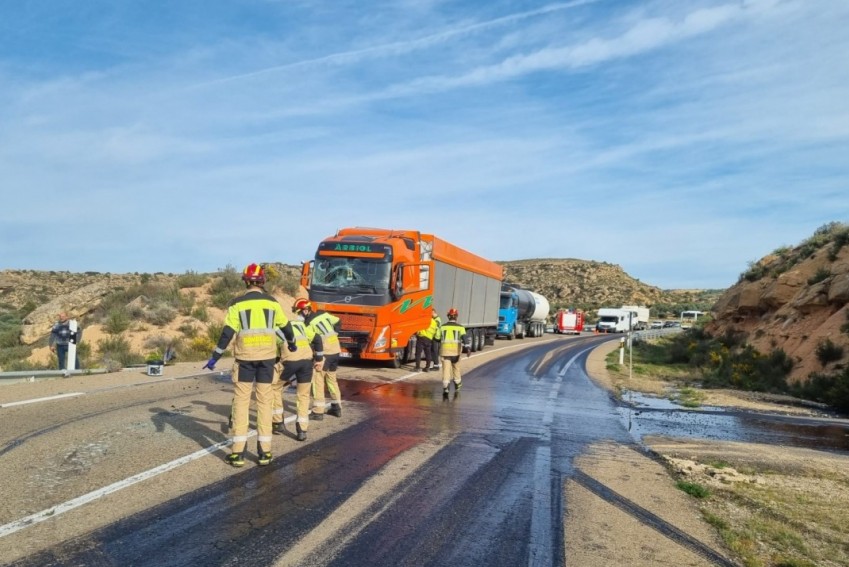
[49,311,81,371]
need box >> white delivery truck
[621,305,650,330]
[596,308,633,333]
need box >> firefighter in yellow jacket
[295,298,344,418]
[439,307,470,396]
[203,263,297,467]
[414,311,439,371]
[271,307,323,441]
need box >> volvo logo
[344,296,352,303]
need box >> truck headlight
[374,326,389,350]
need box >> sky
[1,0,847,290]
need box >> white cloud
[1,0,847,288]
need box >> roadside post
[619,336,625,365]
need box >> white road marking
[0,392,85,408]
[529,345,594,566]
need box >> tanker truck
[496,284,550,339]
[300,227,503,368]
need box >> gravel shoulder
[582,339,849,567]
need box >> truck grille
[336,312,375,332]
[334,312,375,356]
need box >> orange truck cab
[300,227,503,367]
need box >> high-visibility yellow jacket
[305,310,342,355]
[280,319,323,362]
[213,290,294,361]
[432,315,443,341]
[417,317,439,340]
[439,321,468,357]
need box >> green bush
[206,322,225,344]
[0,345,32,367]
[0,327,20,348]
[815,338,843,367]
[676,480,710,499]
[210,265,243,296]
[104,308,131,335]
[828,226,849,260]
[793,369,849,414]
[96,335,143,368]
[176,270,208,288]
[192,305,209,322]
[178,322,198,338]
[807,268,830,285]
[145,304,178,326]
[840,309,849,336]
[176,291,196,316]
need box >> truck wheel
[508,329,515,340]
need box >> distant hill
[497,259,723,317]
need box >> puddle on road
[619,391,849,453]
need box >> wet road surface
[6,336,848,566]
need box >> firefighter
[429,309,442,371]
[414,311,439,371]
[439,307,470,396]
[203,263,297,467]
[295,298,344,419]
[271,304,324,442]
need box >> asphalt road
[0,335,735,566]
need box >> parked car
[663,321,680,328]
[650,320,664,329]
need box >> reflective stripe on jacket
[280,320,321,362]
[306,311,341,355]
[222,291,290,361]
[439,322,467,357]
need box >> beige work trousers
[311,369,341,414]
[441,355,462,388]
[231,381,273,454]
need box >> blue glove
[287,342,298,352]
[202,357,217,370]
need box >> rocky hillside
[498,259,722,314]
[707,222,849,382]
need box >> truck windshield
[599,316,618,323]
[311,257,391,293]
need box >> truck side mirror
[393,265,404,297]
[300,261,313,290]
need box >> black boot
[296,422,307,442]
[329,403,342,418]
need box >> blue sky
[1,0,847,290]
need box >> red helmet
[242,263,266,285]
[447,308,459,319]
[294,297,311,311]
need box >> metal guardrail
[0,368,109,384]
[632,328,683,341]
